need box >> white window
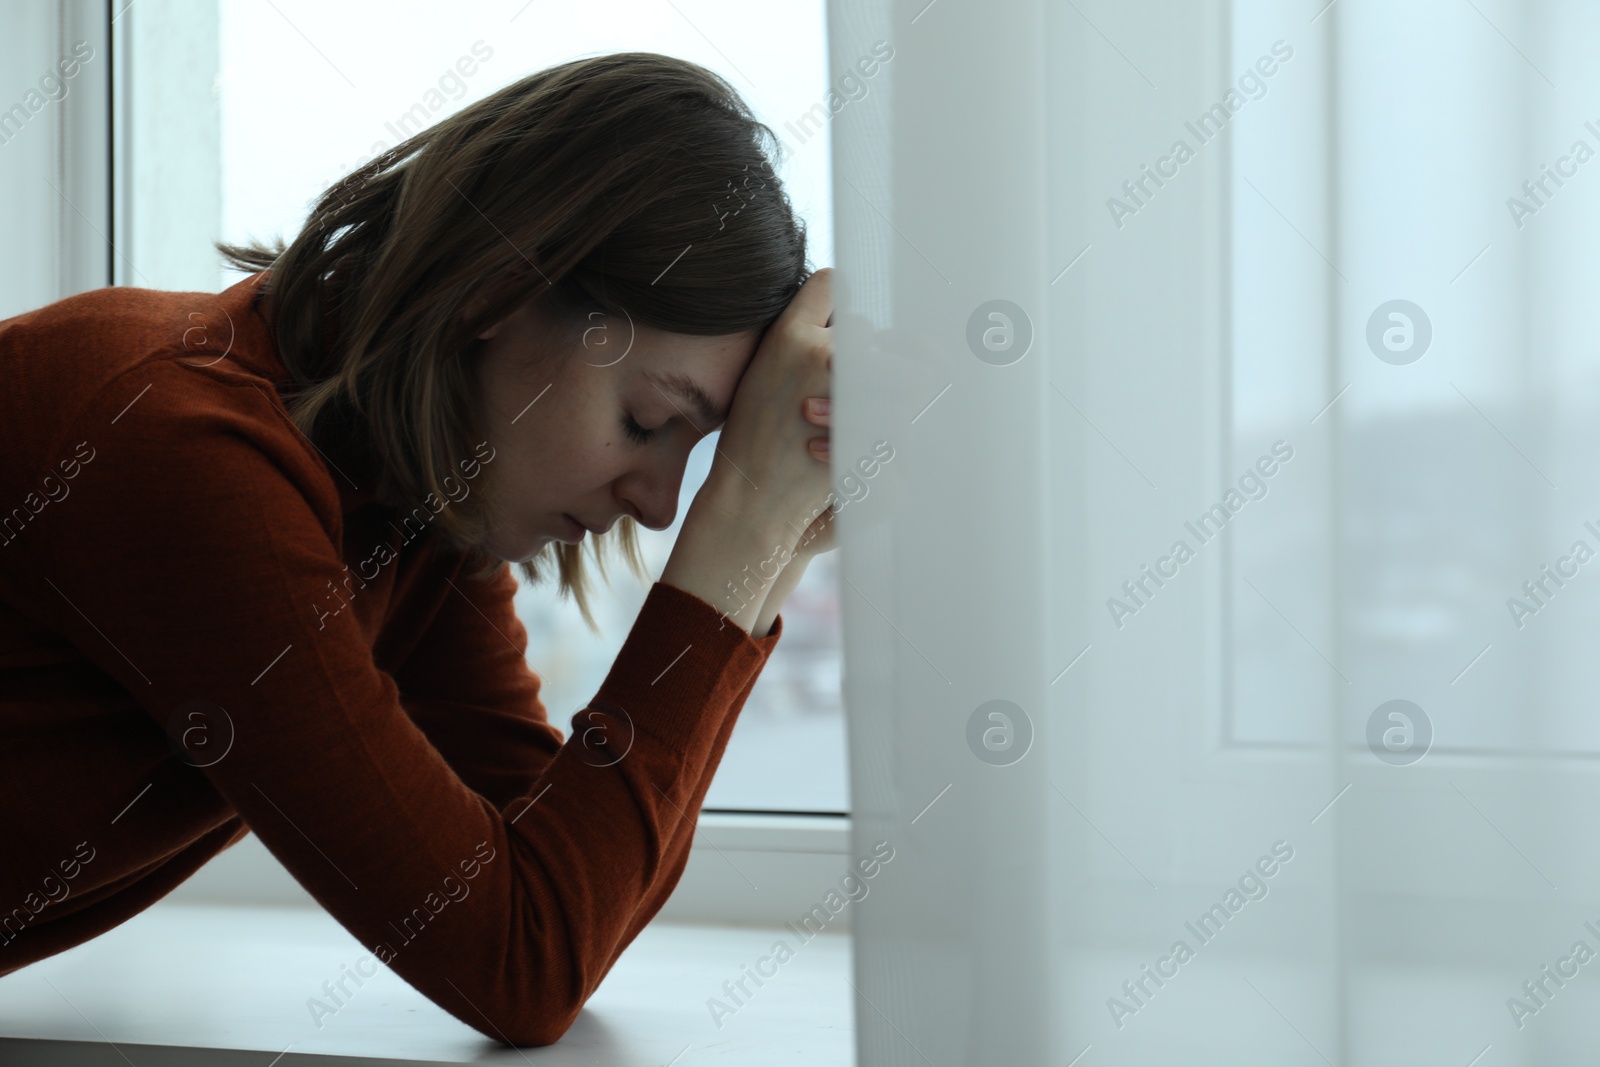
[118,0,848,817]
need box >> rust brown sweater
[0,272,782,1045]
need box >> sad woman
[0,51,835,1046]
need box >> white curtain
[833,0,1600,1062]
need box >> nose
[618,454,687,532]
[625,493,678,533]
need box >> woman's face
[472,292,760,563]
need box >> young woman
[0,53,835,1046]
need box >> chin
[481,529,535,564]
[517,537,562,565]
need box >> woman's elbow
[482,1001,582,1048]
[495,1017,575,1048]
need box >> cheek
[486,354,632,508]
[557,449,619,493]
[513,412,622,502]
[565,403,623,475]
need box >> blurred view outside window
[125,0,848,812]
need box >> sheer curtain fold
[834,0,1599,1062]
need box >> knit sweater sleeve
[22,361,783,1046]
[390,557,566,813]
[390,550,779,934]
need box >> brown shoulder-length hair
[216,52,810,634]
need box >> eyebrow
[643,370,727,428]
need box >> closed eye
[621,413,656,444]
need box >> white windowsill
[0,898,854,1065]
[161,813,858,929]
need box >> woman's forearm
[749,550,809,638]
[658,484,793,635]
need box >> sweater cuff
[591,581,783,754]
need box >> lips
[561,514,587,541]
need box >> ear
[462,290,507,341]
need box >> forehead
[640,368,726,426]
[628,327,760,425]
